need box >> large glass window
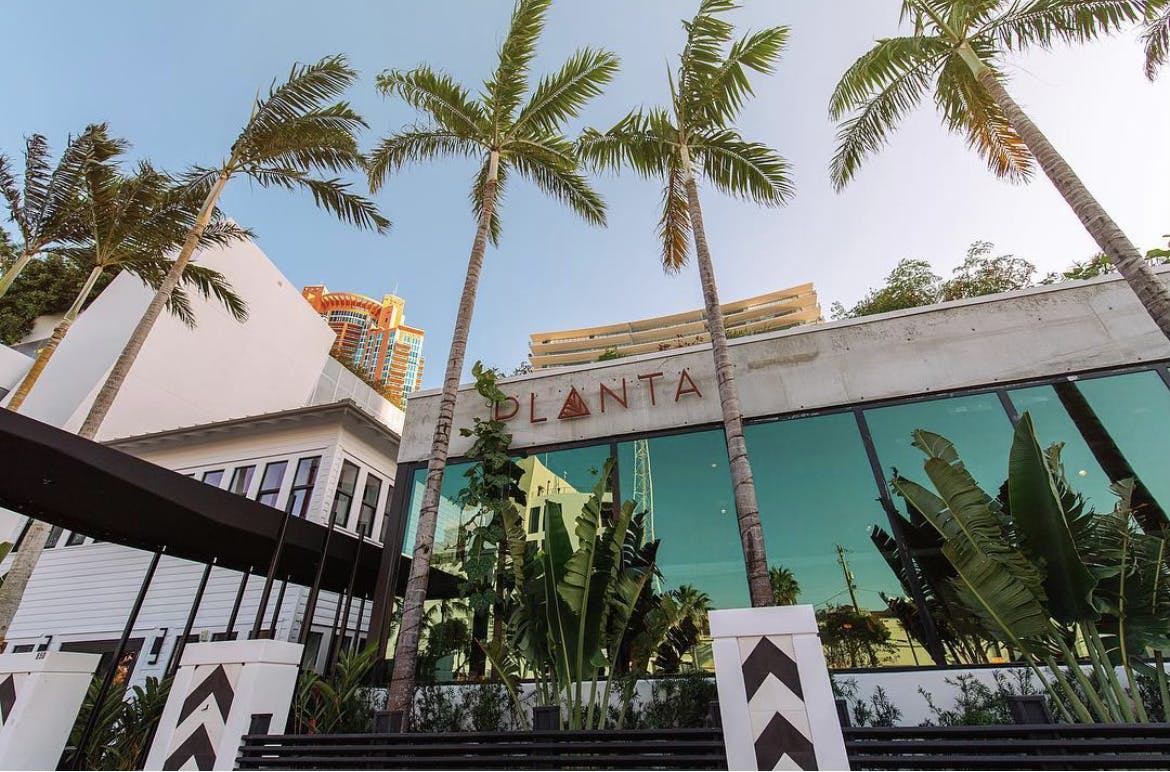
[864,393,1014,495]
[229,465,256,496]
[357,474,382,537]
[286,457,320,518]
[331,460,360,527]
[746,412,926,668]
[618,430,747,612]
[255,461,288,508]
[201,469,225,487]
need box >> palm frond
[509,152,607,226]
[179,263,249,323]
[367,127,480,192]
[985,0,1144,50]
[485,0,552,127]
[240,55,359,150]
[829,35,945,189]
[691,129,793,206]
[934,50,1034,181]
[692,26,789,129]
[241,103,368,174]
[658,164,691,273]
[376,66,487,138]
[576,109,677,177]
[0,152,24,239]
[1143,0,1170,79]
[512,48,619,137]
[251,167,390,233]
[679,0,738,109]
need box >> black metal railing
[237,728,727,770]
[844,722,1170,770]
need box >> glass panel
[228,465,256,496]
[618,429,747,612]
[256,461,288,508]
[45,525,63,549]
[864,393,1014,494]
[65,531,86,546]
[746,412,930,668]
[357,474,382,536]
[331,461,360,526]
[1074,371,1170,523]
[1007,385,1114,510]
[286,457,320,518]
[201,469,224,487]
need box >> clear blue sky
[2,1,1167,389]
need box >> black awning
[0,408,457,598]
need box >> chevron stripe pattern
[739,634,817,771]
[163,663,239,770]
[0,673,18,726]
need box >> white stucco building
[0,240,405,680]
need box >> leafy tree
[0,128,107,299]
[830,0,1170,342]
[0,254,115,345]
[940,241,1035,300]
[367,0,615,718]
[831,258,941,319]
[1143,0,1170,79]
[817,604,897,668]
[768,564,801,605]
[832,241,1035,319]
[5,147,248,412]
[0,227,14,268]
[75,55,388,442]
[579,0,792,607]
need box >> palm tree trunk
[959,44,1170,342]
[6,265,104,412]
[680,150,773,608]
[0,247,38,300]
[0,519,52,642]
[77,173,229,440]
[386,152,499,719]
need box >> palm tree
[0,162,250,643]
[1144,0,1169,78]
[768,564,801,605]
[5,156,250,412]
[578,0,791,608]
[0,127,109,298]
[75,55,389,441]
[829,0,1170,339]
[367,0,616,717]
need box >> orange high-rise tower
[302,285,425,406]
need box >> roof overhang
[0,408,453,598]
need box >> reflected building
[380,270,1170,674]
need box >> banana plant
[482,457,659,729]
[893,412,1170,723]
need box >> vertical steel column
[326,537,363,672]
[368,467,415,670]
[225,566,251,640]
[72,549,162,769]
[851,409,947,665]
[166,559,215,678]
[267,576,289,639]
[299,516,339,645]
[252,509,294,639]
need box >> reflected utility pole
[836,544,861,612]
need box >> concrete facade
[401,270,1170,462]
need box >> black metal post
[350,594,367,655]
[252,509,294,639]
[326,537,363,671]
[298,517,339,645]
[369,470,415,674]
[267,576,289,639]
[324,591,346,675]
[72,549,162,769]
[225,566,250,640]
[166,559,215,678]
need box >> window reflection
[747,412,929,668]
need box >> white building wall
[5,239,336,440]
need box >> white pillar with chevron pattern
[144,639,302,771]
[0,651,100,770]
[710,606,849,771]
